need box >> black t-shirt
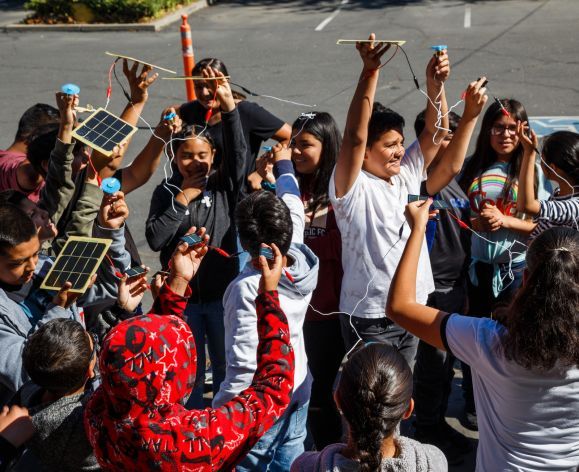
[422,178,471,288]
[179,100,284,184]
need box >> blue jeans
[236,401,309,472]
[184,300,226,409]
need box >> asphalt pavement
[1,1,578,469]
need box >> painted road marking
[315,0,348,32]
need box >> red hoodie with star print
[84,283,294,471]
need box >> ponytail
[336,344,412,471]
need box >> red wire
[360,44,400,82]
[106,60,115,100]
[204,86,219,123]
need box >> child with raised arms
[330,33,450,366]
[388,200,579,471]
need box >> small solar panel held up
[40,236,112,294]
[72,108,137,157]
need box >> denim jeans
[184,299,226,409]
[236,401,309,472]
[339,315,419,370]
[413,285,467,429]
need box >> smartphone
[180,234,203,246]
[125,266,149,280]
[259,246,274,260]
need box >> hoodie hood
[280,242,319,297]
[85,313,197,470]
[240,242,319,299]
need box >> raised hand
[356,33,391,71]
[117,268,150,312]
[202,67,235,112]
[256,151,275,184]
[258,243,283,293]
[55,91,79,144]
[404,199,432,231]
[426,49,450,84]
[98,191,129,229]
[156,107,183,139]
[517,120,539,155]
[170,227,210,284]
[272,143,292,163]
[122,59,159,104]
[463,77,488,121]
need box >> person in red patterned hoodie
[84,227,295,471]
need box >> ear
[402,398,414,420]
[88,356,97,379]
[363,146,371,161]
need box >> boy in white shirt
[330,34,450,366]
[215,147,319,471]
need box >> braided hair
[336,343,413,471]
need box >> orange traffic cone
[181,14,196,101]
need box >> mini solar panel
[72,108,137,157]
[408,194,450,209]
[40,237,112,294]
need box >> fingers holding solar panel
[41,237,112,293]
[72,108,137,157]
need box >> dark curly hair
[336,343,412,472]
[497,227,579,371]
[459,98,528,198]
[291,112,341,215]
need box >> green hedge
[25,0,197,23]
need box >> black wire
[229,82,260,98]
[398,45,420,90]
[112,60,132,103]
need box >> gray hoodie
[214,163,320,408]
[291,438,448,472]
[0,223,129,404]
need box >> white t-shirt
[329,140,434,319]
[444,314,579,471]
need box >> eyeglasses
[490,125,517,136]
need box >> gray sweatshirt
[12,389,99,472]
[291,439,448,472]
[0,223,129,403]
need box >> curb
[2,0,207,33]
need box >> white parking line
[464,4,472,28]
[315,0,348,32]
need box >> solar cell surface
[40,236,112,293]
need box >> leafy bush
[25,0,197,23]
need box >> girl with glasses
[457,99,551,428]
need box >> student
[1,103,59,160]
[178,57,292,192]
[458,99,551,427]
[17,318,100,471]
[517,128,579,238]
[84,230,296,471]
[330,34,450,365]
[0,104,60,202]
[146,67,246,408]
[215,144,319,470]
[258,111,345,449]
[0,192,130,404]
[411,79,487,462]
[291,343,447,472]
[388,201,579,471]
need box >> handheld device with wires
[180,234,204,246]
[408,194,451,209]
[124,266,149,280]
[259,246,274,260]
